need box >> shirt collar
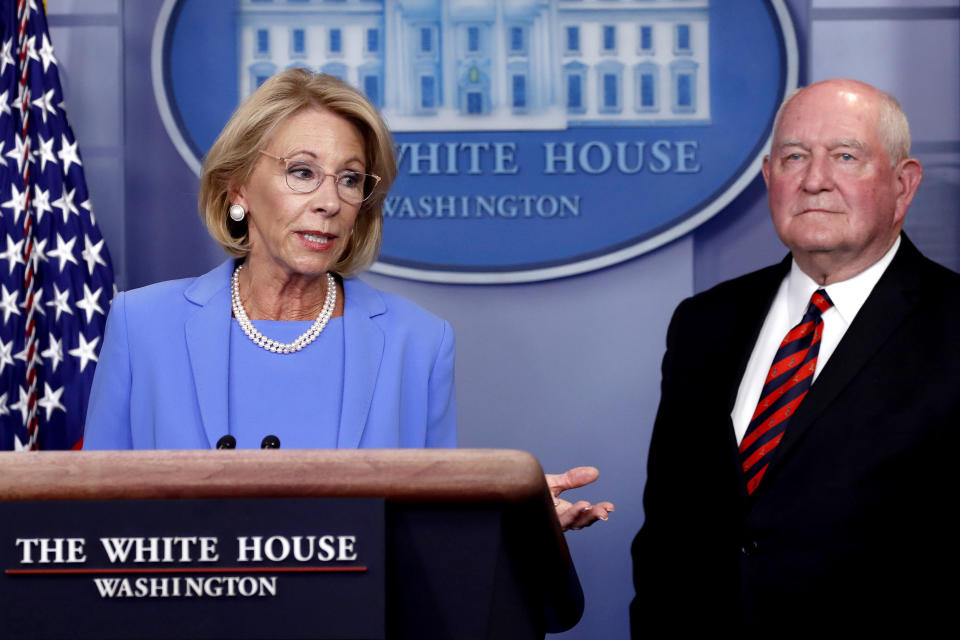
[786,235,901,325]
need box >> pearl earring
[229,204,246,222]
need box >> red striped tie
[740,289,833,494]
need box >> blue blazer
[83,260,456,449]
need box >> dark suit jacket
[631,235,960,635]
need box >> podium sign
[0,449,583,639]
[1,498,385,640]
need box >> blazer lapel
[764,236,924,476]
[337,278,385,448]
[183,260,234,449]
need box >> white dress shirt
[730,237,901,444]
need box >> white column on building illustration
[536,5,551,109]
[442,0,455,113]
[239,24,248,98]
[272,24,280,77]
[659,22,669,118]
[548,0,560,110]
[529,8,538,109]
[384,0,403,113]
[493,0,506,112]
[698,20,710,119]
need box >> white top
[730,237,901,444]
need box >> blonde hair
[198,69,397,277]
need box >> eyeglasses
[259,150,381,205]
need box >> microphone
[261,435,281,449]
[216,435,236,449]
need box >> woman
[83,70,610,528]
[83,69,454,450]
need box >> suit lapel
[723,258,792,414]
[762,237,924,480]
[183,261,234,449]
[337,278,385,448]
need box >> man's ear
[893,157,923,224]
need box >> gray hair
[771,81,911,166]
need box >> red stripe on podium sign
[6,566,367,575]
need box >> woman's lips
[297,231,337,249]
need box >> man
[631,79,960,634]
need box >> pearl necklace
[231,263,337,354]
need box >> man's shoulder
[677,259,789,317]
[880,236,960,310]
[907,246,960,291]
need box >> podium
[0,449,583,640]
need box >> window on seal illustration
[367,29,379,54]
[256,29,270,56]
[670,59,698,114]
[604,74,617,109]
[467,26,480,53]
[676,74,693,109]
[602,25,616,54]
[563,63,587,114]
[329,28,342,55]
[512,74,527,110]
[249,62,276,93]
[675,24,692,55]
[566,26,580,54]
[568,75,581,110]
[634,63,659,112]
[363,75,381,108]
[510,26,526,55]
[290,28,306,57]
[421,27,433,53]
[638,25,654,55]
[420,75,436,110]
[596,61,624,114]
[467,92,483,114]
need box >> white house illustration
[237,0,710,131]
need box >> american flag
[0,0,114,450]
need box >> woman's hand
[545,466,615,531]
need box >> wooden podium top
[0,448,547,503]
